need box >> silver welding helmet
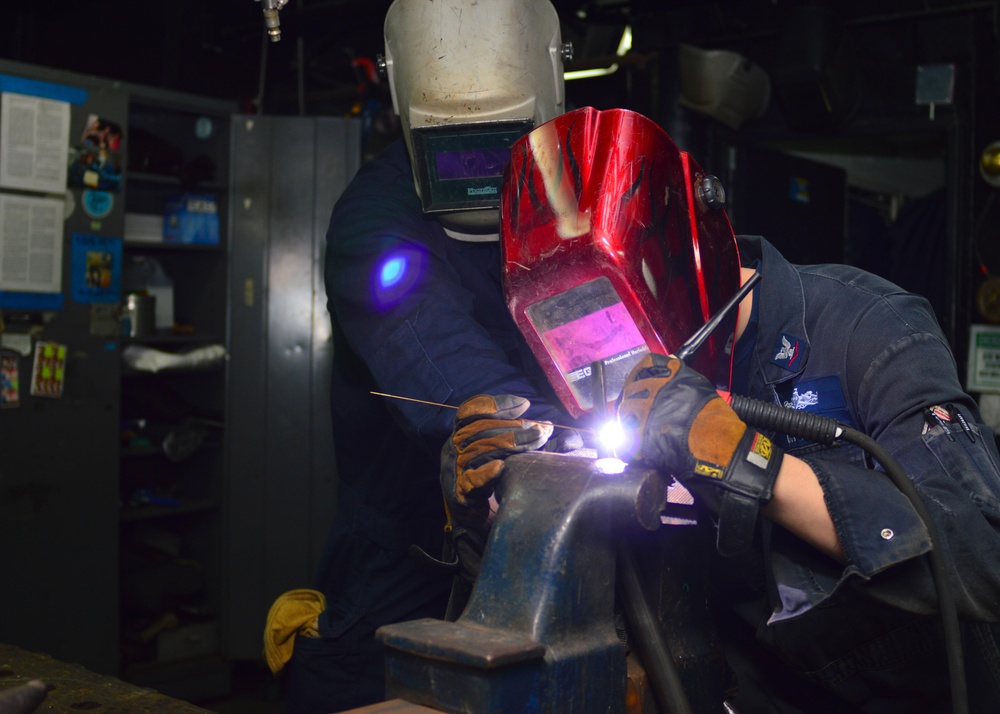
[382,0,568,232]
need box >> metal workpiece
[377,452,668,713]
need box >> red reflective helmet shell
[501,106,742,418]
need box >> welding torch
[591,271,761,456]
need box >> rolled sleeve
[811,453,933,577]
[766,452,932,624]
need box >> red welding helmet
[501,106,742,418]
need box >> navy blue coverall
[284,140,573,712]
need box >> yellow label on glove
[695,462,725,480]
[746,433,773,469]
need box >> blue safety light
[380,256,407,288]
[372,247,425,309]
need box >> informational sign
[0,193,64,295]
[0,91,71,194]
[967,324,1000,393]
[0,332,31,356]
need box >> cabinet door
[0,64,127,676]
[225,115,361,659]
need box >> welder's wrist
[688,429,783,556]
[722,429,783,505]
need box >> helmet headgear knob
[697,175,727,210]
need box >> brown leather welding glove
[439,394,554,619]
[618,354,783,556]
[441,394,554,534]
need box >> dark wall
[592,2,998,374]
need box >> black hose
[730,396,968,714]
[729,395,841,446]
[593,359,696,713]
[617,542,694,714]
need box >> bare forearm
[762,454,846,563]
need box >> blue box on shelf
[163,193,219,245]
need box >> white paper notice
[0,194,64,293]
[0,92,70,194]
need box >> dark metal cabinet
[224,115,360,659]
[0,59,127,677]
[0,58,361,684]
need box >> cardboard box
[163,193,219,245]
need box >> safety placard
[967,324,1000,393]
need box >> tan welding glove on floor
[263,588,326,676]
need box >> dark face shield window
[434,148,510,180]
[411,120,533,213]
[526,276,650,411]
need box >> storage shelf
[127,171,226,192]
[124,332,226,346]
[120,498,220,522]
[117,87,233,684]
[121,440,222,459]
[124,241,224,252]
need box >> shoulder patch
[771,333,806,371]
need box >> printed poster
[0,91,70,194]
[0,193,64,295]
[68,113,123,193]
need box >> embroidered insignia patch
[775,375,856,449]
[785,387,819,410]
[772,333,806,370]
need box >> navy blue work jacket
[724,235,1000,712]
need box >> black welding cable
[593,359,695,713]
[617,542,694,714]
[730,396,968,714]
